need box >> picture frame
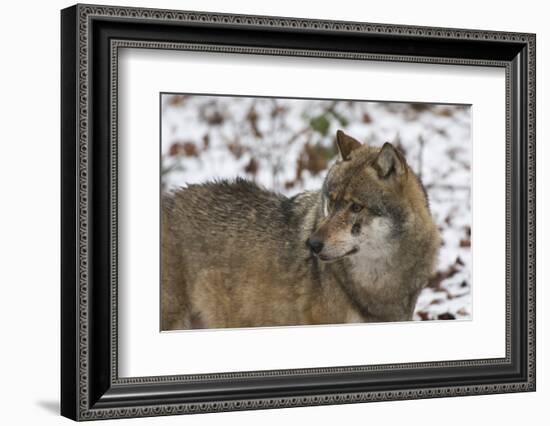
[61,3,536,421]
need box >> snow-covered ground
[161,94,472,321]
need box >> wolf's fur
[161,131,440,330]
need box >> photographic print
[160,94,472,331]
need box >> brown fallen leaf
[435,107,453,117]
[228,142,245,159]
[459,238,471,248]
[296,143,328,178]
[284,181,296,190]
[168,95,188,106]
[417,311,430,321]
[205,110,224,125]
[428,263,460,289]
[169,141,198,157]
[244,158,258,175]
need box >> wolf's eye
[350,203,363,213]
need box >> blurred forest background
[161,94,472,322]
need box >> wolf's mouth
[318,247,359,262]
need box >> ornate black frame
[61,3,536,421]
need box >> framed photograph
[61,4,536,421]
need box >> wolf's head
[306,130,432,262]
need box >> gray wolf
[161,130,440,330]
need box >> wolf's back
[166,180,297,240]
[162,179,319,272]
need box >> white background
[119,50,505,376]
[0,0,546,425]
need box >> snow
[161,94,472,321]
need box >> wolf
[161,130,440,330]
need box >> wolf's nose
[307,238,324,254]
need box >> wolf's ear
[373,142,407,179]
[336,130,362,161]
